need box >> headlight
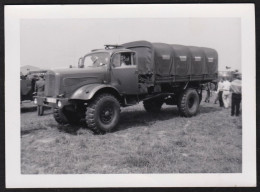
[57,101,62,108]
[34,98,37,105]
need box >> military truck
[34,41,218,133]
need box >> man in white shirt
[216,78,224,107]
[222,77,231,108]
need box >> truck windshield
[81,53,110,68]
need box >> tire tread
[53,108,68,124]
[178,88,199,117]
[86,94,120,134]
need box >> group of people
[20,73,45,96]
[205,73,242,117]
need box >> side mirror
[78,57,83,68]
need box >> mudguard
[69,84,120,101]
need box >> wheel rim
[100,104,114,124]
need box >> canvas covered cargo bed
[122,41,218,83]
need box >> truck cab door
[110,52,139,95]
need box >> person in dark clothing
[204,82,211,103]
[31,75,38,93]
[230,74,242,116]
[35,74,45,96]
[35,74,45,116]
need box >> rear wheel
[143,98,164,113]
[86,94,120,134]
[178,89,200,117]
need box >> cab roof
[91,48,134,54]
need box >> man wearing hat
[230,73,242,116]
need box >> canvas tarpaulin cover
[122,41,154,74]
[122,41,218,77]
[202,48,218,74]
[153,43,174,76]
[188,46,206,75]
[171,44,192,76]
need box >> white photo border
[5,4,256,188]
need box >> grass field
[21,95,242,174]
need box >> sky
[20,18,241,72]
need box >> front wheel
[178,88,200,117]
[86,94,120,134]
[53,107,81,125]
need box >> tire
[53,107,68,125]
[53,107,81,125]
[86,94,120,134]
[178,88,200,117]
[143,98,163,113]
[37,105,44,116]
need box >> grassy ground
[21,95,242,174]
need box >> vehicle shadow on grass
[21,123,83,136]
[21,127,47,136]
[199,105,223,114]
[116,107,180,132]
[20,106,52,114]
[20,106,37,113]
[41,109,53,116]
[57,124,82,135]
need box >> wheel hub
[100,106,114,124]
[188,97,195,108]
[104,111,110,116]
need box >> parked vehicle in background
[20,77,34,101]
[21,70,47,104]
[34,41,218,134]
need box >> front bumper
[34,96,69,108]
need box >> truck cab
[79,49,139,95]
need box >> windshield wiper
[93,59,98,65]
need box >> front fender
[69,84,119,101]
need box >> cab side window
[112,52,135,68]
[112,54,121,68]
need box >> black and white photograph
[5,4,256,188]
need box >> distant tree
[226,66,231,70]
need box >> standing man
[35,74,45,116]
[230,73,242,116]
[213,82,219,104]
[204,82,211,103]
[35,74,45,96]
[216,78,224,107]
[222,77,231,108]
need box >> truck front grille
[44,72,55,97]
